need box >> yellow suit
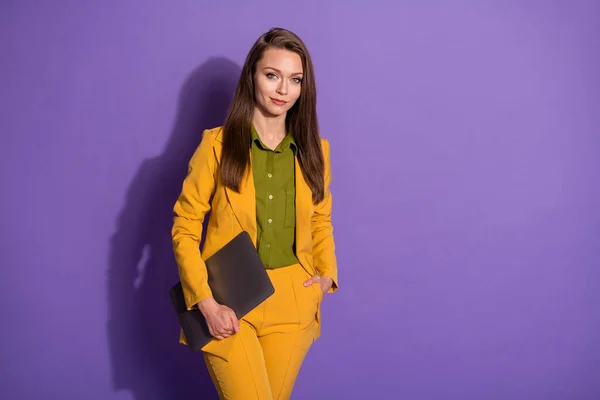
[172,126,338,399]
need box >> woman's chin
[259,105,288,118]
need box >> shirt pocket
[284,187,296,228]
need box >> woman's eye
[266,73,277,79]
[292,77,303,84]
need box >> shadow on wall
[106,57,241,400]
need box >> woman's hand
[303,275,333,296]
[197,298,240,340]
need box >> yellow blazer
[172,126,338,353]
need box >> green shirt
[251,125,299,269]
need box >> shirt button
[267,218,273,224]
[267,173,273,178]
[268,194,273,200]
[265,244,270,248]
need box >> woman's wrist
[197,297,218,316]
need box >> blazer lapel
[214,129,258,245]
[295,157,312,261]
[225,165,257,245]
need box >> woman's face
[253,48,303,118]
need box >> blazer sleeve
[172,130,217,310]
[311,138,339,293]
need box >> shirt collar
[251,125,297,154]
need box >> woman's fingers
[303,275,320,287]
[230,310,240,332]
[207,305,241,340]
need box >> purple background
[1,1,599,399]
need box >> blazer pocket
[284,188,295,228]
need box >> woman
[172,27,338,399]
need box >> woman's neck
[252,108,287,142]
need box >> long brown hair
[220,27,325,204]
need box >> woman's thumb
[231,311,240,332]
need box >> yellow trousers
[202,263,322,400]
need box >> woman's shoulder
[201,126,224,143]
[190,126,223,162]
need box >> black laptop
[169,231,274,351]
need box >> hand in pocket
[303,274,333,296]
